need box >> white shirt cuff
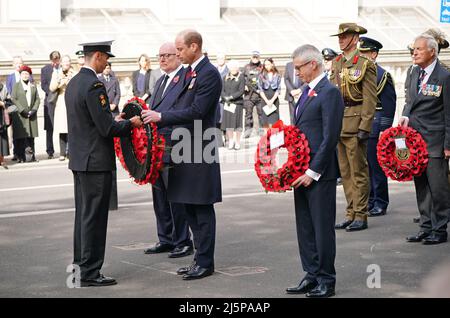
[305,169,321,181]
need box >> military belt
[343,100,360,107]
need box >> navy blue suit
[148,67,192,249]
[158,57,222,268]
[368,65,396,211]
[294,76,344,285]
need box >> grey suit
[403,60,450,235]
[284,61,303,124]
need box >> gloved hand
[357,129,370,142]
[28,110,37,118]
[20,110,29,118]
[224,96,232,102]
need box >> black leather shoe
[406,231,430,242]
[177,261,196,275]
[286,279,318,294]
[335,219,353,230]
[80,274,117,287]
[11,156,18,162]
[422,233,447,245]
[168,245,194,258]
[368,207,386,217]
[144,242,174,254]
[182,265,214,280]
[413,216,420,223]
[306,283,335,298]
[48,154,54,160]
[345,220,368,232]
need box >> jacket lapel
[411,60,441,109]
[295,77,327,125]
[150,75,165,109]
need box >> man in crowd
[284,58,303,124]
[243,51,263,138]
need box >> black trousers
[46,128,54,156]
[182,204,216,268]
[152,168,191,247]
[59,133,68,156]
[414,158,450,235]
[243,94,262,130]
[73,171,112,280]
[294,180,336,285]
[368,137,389,210]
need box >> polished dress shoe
[144,242,174,254]
[368,207,386,217]
[306,283,335,298]
[286,279,318,294]
[413,216,420,223]
[177,261,197,275]
[335,219,353,230]
[345,220,368,232]
[422,233,447,245]
[168,245,194,258]
[80,274,117,287]
[406,231,430,242]
[182,265,214,280]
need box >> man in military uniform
[65,41,142,287]
[329,23,378,231]
[243,51,263,138]
[322,48,338,77]
[359,37,397,217]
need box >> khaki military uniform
[329,49,378,221]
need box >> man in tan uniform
[329,23,378,232]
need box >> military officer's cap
[75,50,84,57]
[331,23,367,36]
[251,50,261,57]
[359,37,383,52]
[321,48,338,61]
[78,40,115,58]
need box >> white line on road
[0,169,254,193]
[0,191,281,219]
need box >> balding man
[143,42,193,258]
[143,30,222,280]
[400,34,450,245]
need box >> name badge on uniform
[188,78,196,90]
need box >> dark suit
[41,64,56,156]
[149,67,191,248]
[293,76,344,285]
[132,69,151,104]
[368,65,396,211]
[65,67,132,280]
[402,60,450,236]
[98,74,121,116]
[158,57,222,268]
[284,61,303,124]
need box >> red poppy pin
[308,89,317,97]
[173,75,180,83]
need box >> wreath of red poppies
[254,120,310,192]
[377,126,428,182]
[114,97,165,185]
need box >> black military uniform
[359,37,397,217]
[243,51,263,137]
[65,41,134,287]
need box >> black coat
[159,57,223,205]
[98,74,121,115]
[132,69,151,103]
[65,68,132,172]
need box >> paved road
[0,142,449,298]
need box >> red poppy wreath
[114,97,165,185]
[377,126,428,182]
[254,120,310,192]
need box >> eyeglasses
[157,53,176,59]
[294,60,312,70]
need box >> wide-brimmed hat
[331,23,367,36]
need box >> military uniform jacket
[65,67,131,172]
[330,50,377,136]
[243,62,262,98]
[371,64,396,137]
[159,57,223,205]
[403,60,450,157]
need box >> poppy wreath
[254,120,310,192]
[114,97,165,185]
[377,126,428,182]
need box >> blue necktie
[295,85,310,119]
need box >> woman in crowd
[50,54,75,161]
[221,60,245,150]
[132,54,151,104]
[11,65,40,162]
[0,82,11,168]
[257,58,281,131]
